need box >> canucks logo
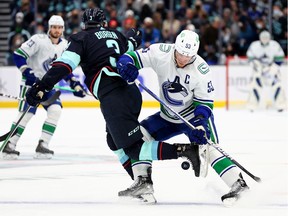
[162,76,188,106]
[42,54,57,72]
[197,63,209,74]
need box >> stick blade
[41,91,61,106]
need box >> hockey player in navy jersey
[25,8,207,203]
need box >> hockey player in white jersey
[246,30,286,112]
[2,15,86,159]
[117,30,249,205]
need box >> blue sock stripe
[219,165,237,177]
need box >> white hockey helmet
[259,30,270,45]
[49,15,64,27]
[48,15,64,36]
[175,30,199,57]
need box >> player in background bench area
[25,8,209,204]
[246,30,286,112]
[117,30,250,206]
[2,15,86,160]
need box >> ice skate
[1,141,20,160]
[34,140,54,159]
[176,144,207,177]
[221,173,249,206]
[118,169,156,204]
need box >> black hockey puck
[181,161,190,170]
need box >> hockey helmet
[175,30,199,57]
[259,30,270,45]
[82,8,106,28]
[48,15,64,27]
[48,15,64,36]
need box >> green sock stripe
[42,123,56,135]
[131,159,152,165]
[11,124,25,135]
[212,157,235,175]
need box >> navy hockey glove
[189,128,207,145]
[117,55,139,83]
[23,68,37,86]
[25,81,47,106]
[126,28,142,49]
[69,77,86,98]
[190,105,212,143]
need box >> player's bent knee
[47,104,62,121]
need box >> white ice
[0,107,287,216]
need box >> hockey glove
[126,28,142,49]
[189,128,207,145]
[69,77,86,98]
[23,68,37,86]
[25,81,47,106]
[117,55,139,83]
[190,105,212,142]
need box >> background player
[2,15,86,160]
[117,30,249,205]
[246,30,286,112]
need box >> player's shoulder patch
[159,43,172,53]
[197,62,210,74]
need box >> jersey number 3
[106,39,120,67]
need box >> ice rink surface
[0,107,287,216]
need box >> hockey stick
[0,91,61,105]
[135,79,262,183]
[0,105,31,152]
[0,91,61,146]
[54,85,93,96]
[0,93,26,102]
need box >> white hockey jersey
[133,43,215,123]
[17,34,68,79]
[246,40,285,66]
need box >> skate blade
[1,153,19,160]
[222,189,249,207]
[119,193,157,205]
[138,193,157,204]
[222,197,238,207]
[34,153,53,160]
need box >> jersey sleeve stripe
[56,50,80,71]
[15,48,29,59]
[135,51,143,68]
[127,40,134,52]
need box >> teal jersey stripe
[56,50,80,70]
[127,41,134,52]
[92,67,121,99]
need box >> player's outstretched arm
[117,54,139,83]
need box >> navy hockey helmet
[82,8,106,28]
